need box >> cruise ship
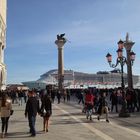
[22,69,140,89]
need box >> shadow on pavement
[51,118,95,125]
[6,131,45,139]
[5,132,30,138]
[54,112,83,117]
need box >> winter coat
[0,99,12,117]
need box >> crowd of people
[0,86,140,138]
[0,89,53,138]
[76,87,140,121]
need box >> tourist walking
[132,89,139,112]
[0,93,12,138]
[126,89,133,112]
[66,89,71,102]
[63,89,67,102]
[97,92,109,123]
[85,89,95,120]
[51,90,56,103]
[40,94,52,132]
[110,90,118,113]
[57,90,61,104]
[25,91,40,137]
[78,90,84,104]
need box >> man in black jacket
[25,90,40,137]
[97,92,109,123]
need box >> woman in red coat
[85,89,95,120]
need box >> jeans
[85,103,93,120]
[28,116,36,135]
[1,117,10,133]
[86,109,92,119]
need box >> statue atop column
[57,33,66,41]
[55,33,67,47]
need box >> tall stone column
[55,36,66,94]
[124,33,135,90]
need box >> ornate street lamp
[106,53,112,63]
[106,33,136,117]
[130,51,136,65]
[118,40,124,49]
[106,49,127,89]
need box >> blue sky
[6,0,140,84]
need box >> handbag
[40,109,51,117]
[10,110,14,115]
[40,109,46,117]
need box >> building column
[0,42,2,63]
[1,45,4,63]
[0,43,6,90]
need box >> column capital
[55,39,66,48]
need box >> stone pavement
[1,100,140,140]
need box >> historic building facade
[0,0,7,90]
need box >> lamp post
[106,33,136,117]
[106,47,127,89]
[55,34,66,95]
